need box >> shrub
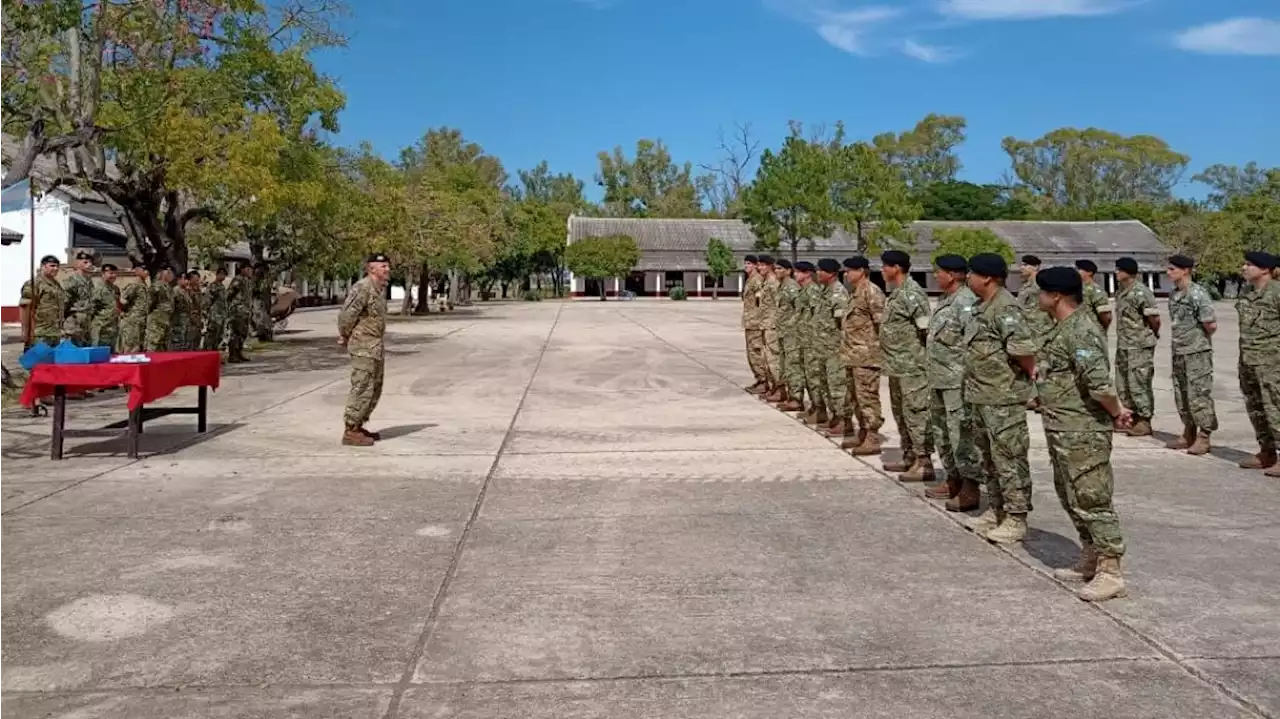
[521,289,542,302]
[668,286,688,301]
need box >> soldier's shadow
[374,423,435,440]
[1021,527,1084,571]
[1149,430,1253,466]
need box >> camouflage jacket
[1169,282,1215,355]
[20,275,67,339]
[149,281,175,322]
[1114,281,1159,351]
[1082,280,1110,325]
[62,272,95,322]
[880,277,931,378]
[186,287,205,334]
[797,281,823,345]
[1016,275,1055,340]
[759,273,780,331]
[339,276,388,359]
[841,279,885,368]
[964,288,1037,406]
[227,275,253,315]
[777,277,802,334]
[813,279,847,349]
[927,285,978,390]
[1237,279,1280,366]
[742,272,764,330]
[205,282,228,323]
[89,280,121,335]
[120,281,151,324]
[1036,306,1115,432]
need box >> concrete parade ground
[2,299,1278,719]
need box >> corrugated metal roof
[1,227,23,241]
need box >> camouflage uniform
[760,272,782,386]
[1037,307,1125,558]
[20,275,67,347]
[254,275,274,341]
[118,279,151,353]
[227,274,254,358]
[169,285,193,351]
[840,279,886,431]
[145,281,175,352]
[964,288,1036,516]
[88,279,121,349]
[881,277,933,458]
[204,280,228,351]
[1237,280,1280,452]
[778,275,805,399]
[1016,275,1054,349]
[1113,280,1160,421]
[338,276,388,429]
[1082,280,1111,355]
[61,271,95,346]
[187,286,206,350]
[816,279,849,416]
[799,281,829,413]
[928,285,982,482]
[742,272,767,385]
[1169,283,1218,433]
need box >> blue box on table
[18,342,56,370]
[52,339,112,365]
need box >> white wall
[1,195,71,308]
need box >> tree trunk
[401,276,414,315]
[414,262,432,313]
[447,269,460,308]
[599,279,606,301]
[712,281,719,300]
[788,239,799,264]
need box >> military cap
[757,254,775,265]
[101,263,118,272]
[934,254,967,272]
[1036,266,1082,295]
[793,260,815,272]
[40,255,60,265]
[968,253,1008,278]
[880,250,910,270]
[1021,255,1042,267]
[1115,257,1139,275]
[1168,254,1196,269]
[1075,259,1098,273]
[777,258,793,270]
[816,258,841,273]
[366,252,390,263]
[75,250,94,261]
[1245,251,1276,270]
[744,254,758,263]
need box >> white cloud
[937,0,1131,20]
[813,7,904,55]
[1174,17,1280,56]
[901,37,963,62]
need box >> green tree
[704,237,735,300]
[740,134,835,262]
[596,139,700,218]
[830,141,921,252]
[930,227,1015,264]
[917,181,1029,221]
[1194,162,1272,210]
[872,114,968,188]
[565,235,640,300]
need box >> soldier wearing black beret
[338,251,392,446]
[1237,251,1280,477]
[772,257,804,409]
[1113,256,1160,437]
[743,253,769,394]
[758,254,784,401]
[1074,259,1113,339]
[879,249,935,480]
[1165,252,1217,455]
[1017,252,1054,357]
[839,254,887,454]
[924,254,982,506]
[808,259,851,436]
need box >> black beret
[75,251,94,261]
[1245,251,1276,270]
[101,263,118,272]
[1037,266,1083,296]
[794,260,815,272]
[843,256,870,270]
[1075,259,1098,273]
[1021,255,1042,267]
[744,255,758,263]
[817,258,841,273]
[969,253,1008,278]
[1115,257,1139,275]
[40,255,60,265]
[757,254,775,265]
[366,253,390,263]
[935,254,967,272]
[881,250,911,269]
[1168,254,1195,269]
[777,258,793,270]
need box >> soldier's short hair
[186,271,201,280]
[101,263,118,272]
[216,267,228,275]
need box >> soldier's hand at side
[337,335,347,347]
[1114,407,1134,430]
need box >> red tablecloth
[20,352,222,410]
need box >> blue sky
[314,0,1279,199]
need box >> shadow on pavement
[1150,430,1252,466]
[374,423,436,440]
[1023,526,1084,570]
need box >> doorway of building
[625,272,645,296]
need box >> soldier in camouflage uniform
[1113,257,1161,437]
[795,261,829,425]
[1235,252,1280,476]
[758,255,783,399]
[168,273,193,351]
[1075,260,1113,350]
[1034,266,1131,602]
[145,265,176,352]
[1165,254,1217,455]
[840,256,887,454]
[338,253,391,446]
[252,262,274,342]
[89,264,121,349]
[185,272,205,351]
[227,264,255,362]
[204,267,229,351]
[813,258,848,435]
[1017,255,1054,411]
[742,256,768,393]
[20,255,67,348]
[879,250,935,481]
[117,262,151,353]
[61,251,97,346]
[924,255,983,510]
[964,253,1038,545]
[773,259,804,408]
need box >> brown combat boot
[925,473,961,500]
[882,452,915,473]
[1054,545,1099,583]
[898,458,935,483]
[1186,431,1212,456]
[767,387,788,404]
[945,478,981,512]
[342,428,374,447]
[822,418,846,438]
[1078,556,1127,602]
[1127,419,1152,437]
[841,428,868,451]
[804,406,829,426]
[746,381,766,395]
[851,432,884,456]
[1239,446,1277,469]
[780,398,804,412]
[359,426,382,441]
[1166,425,1196,450]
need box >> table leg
[198,386,208,433]
[128,405,142,458]
[50,386,67,460]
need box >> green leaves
[596,140,700,218]
[830,141,920,252]
[705,238,736,281]
[565,235,640,284]
[930,228,1015,263]
[740,135,835,259]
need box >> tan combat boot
[898,457,936,483]
[967,507,1002,533]
[984,514,1028,544]
[841,428,867,451]
[1127,419,1152,437]
[746,381,766,395]
[1078,556,1127,602]
[359,426,382,441]
[1186,431,1212,456]
[851,432,884,456]
[1166,425,1196,450]
[822,417,845,437]
[925,473,961,500]
[807,406,829,426]
[1053,545,1098,582]
[945,478,981,512]
[780,397,804,412]
[1239,446,1277,469]
[882,452,915,472]
[342,428,374,447]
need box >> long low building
[566,216,1174,297]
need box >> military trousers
[90,323,118,351]
[169,321,191,351]
[117,320,145,353]
[762,327,781,386]
[745,329,767,384]
[803,344,832,413]
[1172,350,1218,433]
[204,321,226,351]
[844,366,883,431]
[144,316,170,352]
[780,330,806,398]
[1046,429,1125,558]
[889,373,933,457]
[931,388,980,481]
[344,355,385,429]
[824,352,846,417]
[1240,360,1280,450]
[228,315,251,356]
[62,314,91,346]
[1115,347,1155,421]
[971,403,1032,515]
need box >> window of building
[704,274,725,289]
[664,271,684,290]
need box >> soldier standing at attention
[1034,266,1132,602]
[1113,257,1160,437]
[145,265,176,352]
[20,255,67,349]
[62,251,97,346]
[1165,254,1217,455]
[814,258,848,436]
[879,251,935,481]
[252,262,274,341]
[188,272,206,349]
[1017,255,1053,411]
[758,255,783,401]
[1076,260,1113,344]
[204,268,229,351]
[773,259,803,408]
[840,256,887,454]
[338,253,391,446]
[117,262,151,353]
[964,253,1038,544]
[924,255,982,510]
[226,264,255,363]
[742,256,768,394]
[795,261,828,426]
[169,272,193,350]
[89,264,122,349]
[1235,252,1280,476]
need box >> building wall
[1,195,71,321]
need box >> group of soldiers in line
[20,251,270,363]
[741,248,1280,603]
